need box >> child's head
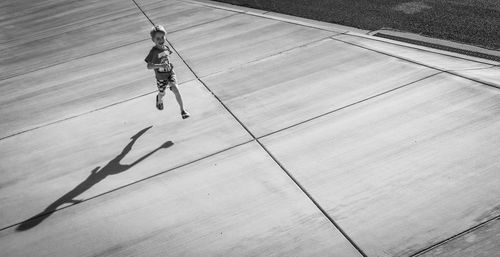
[150,25,167,46]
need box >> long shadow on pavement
[16,126,173,231]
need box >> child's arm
[166,45,173,55]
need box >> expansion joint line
[410,214,500,256]
[331,37,500,90]
[130,0,367,256]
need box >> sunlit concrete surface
[1,0,499,256]
[1,142,361,257]
[419,218,500,257]
[261,73,500,256]
[202,39,436,137]
[166,14,335,77]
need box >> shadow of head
[161,141,174,148]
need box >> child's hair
[150,25,167,38]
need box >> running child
[145,25,190,119]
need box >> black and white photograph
[1,0,499,256]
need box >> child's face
[152,32,166,46]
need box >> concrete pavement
[1,0,499,256]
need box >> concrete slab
[0,142,361,257]
[0,80,251,229]
[166,13,334,76]
[334,34,498,71]
[419,218,500,257]
[0,40,195,139]
[261,74,500,256]
[203,38,436,137]
[0,9,150,80]
[141,0,236,32]
[0,0,136,46]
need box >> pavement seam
[0,139,254,232]
[252,135,368,257]
[331,37,500,90]
[199,35,342,79]
[410,215,500,256]
[257,72,443,140]
[1,38,149,82]
[0,78,198,141]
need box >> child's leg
[170,83,185,112]
[156,80,167,110]
[167,72,186,112]
[167,72,189,119]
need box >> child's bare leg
[170,84,185,112]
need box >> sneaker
[181,110,190,119]
[156,95,164,110]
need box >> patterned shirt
[144,45,174,80]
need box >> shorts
[156,72,177,93]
